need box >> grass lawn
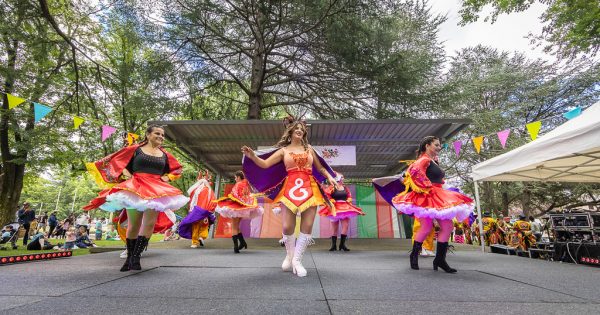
[0,234,164,258]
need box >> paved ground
[1,239,598,315]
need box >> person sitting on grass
[105,224,120,240]
[61,227,77,251]
[26,231,53,250]
[1,225,18,250]
[75,225,97,248]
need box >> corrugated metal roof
[150,119,470,179]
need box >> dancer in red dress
[392,136,473,273]
[319,172,365,251]
[84,125,188,271]
[215,170,262,253]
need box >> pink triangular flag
[497,129,510,148]
[101,125,117,142]
[453,140,462,157]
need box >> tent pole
[474,181,485,253]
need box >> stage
[1,241,599,314]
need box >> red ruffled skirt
[392,183,473,221]
[84,173,189,212]
[319,201,365,221]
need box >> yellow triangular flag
[127,133,139,146]
[473,136,484,154]
[526,121,542,141]
[7,94,26,109]
[73,116,85,129]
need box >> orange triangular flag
[473,136,484,154]
[7,94,26,109]
[526,121,542,141]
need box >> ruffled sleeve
[402,156,432,194]
[163,149,183,181]
[86,145,138,189]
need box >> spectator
[27,231,53,250]
[48,212,58,237]
[75,226,97,248]
[1,225,18,250]
[76,213,90,233]
[29,218,38,236]
[61,219,72,238]
[105,224,119,240]
[529,216,543,241]
[17,202,36,245]
[38,211,49,233]
[62,227,77,250]
[94,218,104,240]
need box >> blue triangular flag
[33,103,52,122]
[442,143,449,150]
[563,107,582,120]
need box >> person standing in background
[17,202,36,245]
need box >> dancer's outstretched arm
[241,146,283,169]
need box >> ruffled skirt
[319,201,365,222]
[392,183,473,221]
[85,173,189,212]
[215,197,263,219]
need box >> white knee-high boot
[281,234,295,272]
[292,232,313,277]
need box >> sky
[428,0,554,67]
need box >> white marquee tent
[470,101,600,250]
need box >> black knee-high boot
[410,241,422,270]
[329,236,337,251]
[433,242,457,273]
[232,235,240,253]
[120,238,136,272]
[130,236,149,271]
[237,232,248,250]
[339,234,350,251]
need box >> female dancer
[84,125,188,271]
[179,170,217,248]
[392,136,473,273]
[214,170,262,253]
[242,118,339,277]
[319,172,364,251]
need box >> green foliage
[459,0,600,58]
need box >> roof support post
[474,181,485,253]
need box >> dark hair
[235,170,244,180]
[529,216,535,221]
[141,125,165,144]
[415,136,439,158]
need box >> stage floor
[2,241,599,314]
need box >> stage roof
[150,119,470,179]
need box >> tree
[440,45,600,216]
[459,0,600,58]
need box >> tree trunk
[0,162,25,226]
[521,183,532,216]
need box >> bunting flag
[526,121,542,141]
[33,103,52,123]
[563,107,582,120]
[127,132,139,146]
[497,129,510,148]
[453,140,462,157]
[442,143,449,150]
[73,116,85,129]
[473,136,484,154]
[101,125,117,142]
[7,94,26,109]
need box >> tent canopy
[150,119,469,179]
[471,101,600,182]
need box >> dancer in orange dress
[242,117,338,277]
[215,170,262,253]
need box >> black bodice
[130,147,168,175]
[330,188,348,201]
[425,160,444,184]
